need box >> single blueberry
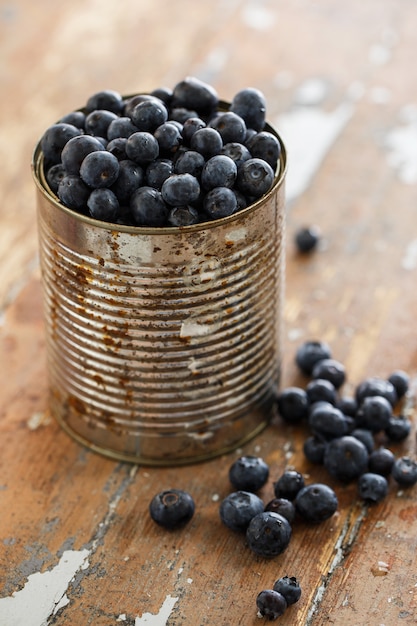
[107,138,128,161]
[161,173,200,206]
[190,127,223,158]
[150,86,173,105]
[246,130,281,170]
[311,358,346,389]
[228,455,270,492]
[146,158,174,189]
[295,340,332,376]
[126,131,160,164]
[171,76,219,116]
[85,109,119,137]
[87,188,120,223]
[85,89,124,114]
[336,396,358,417]
[303,436,326,465]
[350,428,375,453]
[295,225,321,253]
[219,491,264,532]
[294,483,338,523]
[306,378,337,405]
[273,576,302,605]
[61,135,105,175]
[169,107,200,124]
[154,122,183,155]
[110,159,144,204]
[181,117,207,145]
[167,206,200,227]
[256,590,287,620]
[201,155,237,190]
[358,472,389,503]
[149,488,195,529]
[208,111,247,144]
[236,158,274,199]
[368,447,395,476]
[46,163,66,194]
[355,395,393,432]
[391,456,417,486]
[220,142,252,169]
[230,87,266,132]
[384,415,412,442]
[203,187,237,220]
[273,470,305,501]
[80,151,120,189]
[174,149,205,178]
[387,370,409,399]
[323,436,369,482]
[124,94,164,118]
[308,403,349,439]
[130,99,168,132]
[59,110,86,130]
[276,386,309,424]
[41,123,83,166]
[355,377,397,407]
[57,175,90,211]
[130,186,169,227]
[264,498,296,524]
[107,116,138,140]
[246,511,292,558]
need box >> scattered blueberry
[391,456,417,487]
[256,590,287,620]
[357,472,389,503]
[273,470,305,501]
[246,511,292,558]
[276,386,309,424]
[228,455,270,492]
[219,491,265,531]
[295,340,332,376]
[264,498,296,524]
[355,395,393,432]
[355,377,397,408]
[311,358,346,390]
[303,436,326,464]
[387,370,409,399]
[368,447,395,476]
[323,435,369,482]
[308,403,349,439]
[306,378,337,405]
[384,415,412,442]
[295,225,321,253]
[149,488,195,529]
[294,483,338,523]
[272,576,301,605]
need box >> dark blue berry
[130,187,169,227]
[355,377,397,407]
[154,122,183,155]
[368,447,395,476]
[308,403,349,439]
[80,151,120,189]
[171,76,219,116]
[110,159,144,204]
[236,158,274,199]
[190,127,223,158]
[87,188,120,222]
[130,99,168,132]
[201,155,237,190]
[295,340,332,376]
[150,86,173,105]
[181,117,206,144]
[106,137,128,161]
[61,135,105,175]
[273,576,301,605]
[355,395,392,432]
[57,175,90,211]
[264,498,296,524]
[167,206,199,227]
[306,378,337,405]
[276,386,309,424]
[220,142,252,169]
[391,456,417,486]
[350,428,375,453]
[256,590,287,620]
[384,415,412,441]
[228,455,270,492]
[174,150,205,178]
[124,94,163,118]
[295,225,321,253]
[126,131,160,164]
[336,396,358,417]
[388,370,409,399]
[246,131,281,170]
[294,483,338,522]
[303,436,326,464]
[273,470,305,501]
[59,110,86,130]
[86,89,123,114]
[208,111,247,144]
[169,107,200,124]
[149,488,195,528]
[161,173,200,206]
[46,163,66,194]
[312,358,346,389]
[85,109,118,137]
[41,123,82,166]
[219,491,264,531]
[246,511,292,558]
[146,158,174,189]
[203,187,237,219]
[107,116,138,140]
[358,472,389,503]
[230,87,266,132]
[323,436,369,482]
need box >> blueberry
[336,396,358,417]
[167,206,200,227]
[350,428,375,453]
[295,340,332,376]
[220,142,252,169]
[146,158,174,189]
[161,173,200,206]
[169,107,200,124]
[110,159,144,204]
[228,455,270,492]
[203,187,237,219]
[126,131,160,164]
[61,135,105,175]
[150,86,173,105]
[219,491,264,531]
[264,498,296,524]
[59,110,86,130]
[246,511,292,558]
[107,116,138,140]
[106,138,128,161]
[87,188,120,222]
[368,447,395,476]
[246,131,281,170]
[230,87,266,132]
[80,151,120,189]
[85,109,119,137]
[171,76,219,116]
[276,386,309,424]
[154,122,183,155]
[295,225,321,253]
[233,189,248,212]
[41,123,83,166]
[46,163,66,194]
[256,590,287,620]
[273,576,301,605]
[236,158,274,199]
[294,483,338,523]
[130,99,168,132]
[387,370,409,399]
[358,472,389,503]
[130,186,169,227]
[355,395,392,432]
[174,150,205,178]
[273,470,305,501]
[190,127,223,158]
[208,111,247,144]
[309,404,349,439]
[85,89,124,114]
[384,415,412,442]
[201,155,237,190]
[303,436,326,464]
[124,94,164,118]
[306,378,337,405]
[355,377,397,407]
[57,175,90,211]
[149,488,195,528]
[391,456,417,487]
[323,436,369,482]
[181,117,207,145]
[312,358,346,390]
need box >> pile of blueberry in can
[40,76,281,227]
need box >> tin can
[32,110,286,465]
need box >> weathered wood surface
[1,1,417,624]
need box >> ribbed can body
[32,130,286,465]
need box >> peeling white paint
[241,2,275,30]
[27,412,51,430]
[401,238,417,270]
[135,594,179,625]
[0,549,90,626]
[384,119,417,184]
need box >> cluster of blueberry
[256,576,301,620]
[40,77,281,227]
[277,340,417,501]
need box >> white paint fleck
[53,594,69,614]
[225,227,247,245]
[180,320,213,338]
[287,328,304,342]
[135,594,179,625]
[294,78,330,106]
[186,578,193,584]
[178,567,184,575]
[384,119,417,184]
[27,412,51,430]
[401,239,417,270]
[0,549,90,626]
[117,614,127,622]
[211,493,220,502]
[241,2,275,30]
[276,100,354,202]
[369,43,391,65]
[370,86,391,105]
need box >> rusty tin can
[32,112,286,465]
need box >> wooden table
[1,1,417,624]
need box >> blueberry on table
[355,377,397,407]
[276,386,309,424]
[246,511,292,557]
[203,187,237,219]
[273,576,302,605]
[80,151,120,189]
[295,340,332,376]
[230,87,266,132]
[391,456,417,487]
[295,225,321,253]
[130,186,169,227]
[295,483,338,523]
[256,589,287,620]
[219,491,264,531]
[228,455,270,492]
[87,188,120,223]
[368,447,395,476]
[387,370,409,399]
[264,498,296,524]
[357,472,389,503]
[384,415,412,442]
[311,358,346,389]
[355,395,393,432]
[306,378,337,405]
[236,158,275,199]
[303,436,326,465]
[149,489,195,529]
[336,395,358,417]
[273,470,305,501]
[323,436,369,482]
[308,404,349,439]
[350,428,375,453]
